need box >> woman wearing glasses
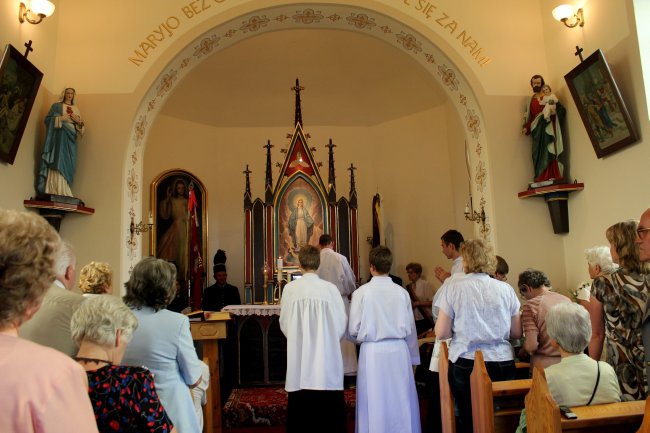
[589,220,650,400]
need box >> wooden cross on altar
[574,45,584,62]
[24,40,33,58]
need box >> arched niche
[121,3,494,282]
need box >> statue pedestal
[518,182,584,234]
[24,196,94,231]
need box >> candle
[148,211,153,225]
[464,203,470,215]
[277,257,283,271]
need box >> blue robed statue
[37,87,85,197]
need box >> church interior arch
[128,4,492,290]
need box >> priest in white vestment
[317,234,358,376]
[349,246,421,433]
[280,245,348,433]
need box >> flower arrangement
[571,281,592,302]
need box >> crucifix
[574,45,584,62]
[24,40,34,58]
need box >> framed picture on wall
[0,44,44,164]
[151,169,208,283]
[564,49,639,158]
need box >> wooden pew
[439,341,456,433]
[637,397,650,433]
[470,350,532,433]
[526,366,644,433]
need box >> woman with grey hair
[518,269,570,369]
[544,302,621,406]
[577,246,617,359]
[121,257,204,433]
[515,303,621,433]
[71,296,176,433]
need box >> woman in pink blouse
[518,268,571,369]
[0,210,98,433]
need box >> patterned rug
[224,386,356,428]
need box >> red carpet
[224,386,356,428]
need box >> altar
[222,305,286,386]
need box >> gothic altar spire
[243,165,252,210]
[326,139,337,203]
[348,163,358,208]
[264,140,274,204]
[292,78,304,127]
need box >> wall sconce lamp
[130,212,154,241]
[19,0,55,25]
[552,4,584,28]
[464,198,486,230]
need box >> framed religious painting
[275,174,327,268]
[150,169,208,283]
[564,49,638,158]
[0,44,43,164]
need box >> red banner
[188,186,204,309]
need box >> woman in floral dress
[589,220,649,400]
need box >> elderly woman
[71,296,175,433]
[435,239,521,433]
[0,210,97,433]
[121,257,205,433]
[515,303,621,433]
[577,246,618,358]
[518,269,570,369]
[78,261,113,296]
[589,220,649,400]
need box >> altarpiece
[243,79,360,303]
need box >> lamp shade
[30,0,55,17]
[552,4,575,21]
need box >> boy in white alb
[280,245,348,433]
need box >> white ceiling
[160,29,447,127]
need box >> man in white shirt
[434,229,465,283]
[280,245,348,433]
[317,234,358,378]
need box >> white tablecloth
[222,304,281,316]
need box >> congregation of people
[4,206,650,433]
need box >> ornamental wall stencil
[293,9,324,24]
[346,13,376,30]
[134,116,147,142]
[475,161,486,192]
[127,168,139,201]
[241,15,270,32]
[396,32,422,53]
[193,36,220,59]
[438,65,459,91]
[465,108,481,138]
[121,4,494,281]
[156,70,177,98]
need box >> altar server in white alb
[280,245,348,433]
[317,234,358,376]
[349,246,421,433]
